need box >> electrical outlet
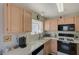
[4,35,12,42]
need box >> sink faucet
[38,33,43,40]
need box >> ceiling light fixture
[56,3,64,12]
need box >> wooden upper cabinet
[4,4,32,34]
[64,17,75,24]
[58,17,75,25]
[50,19,58,32]
[58,17,64,24]
[75,16,79,31]
[10,4,23,33]
[4,4,23,34]
[44,20,50,31]
[44,19,58,32]
[23,10,32,32]
[4,4,11,33]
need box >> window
[31,19,43,35]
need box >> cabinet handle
[7,28,8,31]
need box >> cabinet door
[64,17,75,24]
[50,19,58,32]
[75,16,79,31]
[24,10,32,32]
[4,4,23,34]
[43,39,57,55]
[44,20,50,31]
[50,39,57,54]
[10,4,23,33]
[58,17,75,25]
[4,4,11,34]
[43,40,51,55]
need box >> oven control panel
[58,31,75,42]
[58,37,74,42]
[67,38,74,41]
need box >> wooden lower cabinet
[43,39,57,55]
[50,39,57,54]
[43,40,51,55]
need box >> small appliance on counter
[43,31,52,37]
[18,36,26,48]
[43,32,51,37]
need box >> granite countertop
[4,37,57,55]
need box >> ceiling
[15,3,79,18]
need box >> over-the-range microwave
[58,24,75,31]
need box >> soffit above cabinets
[14,3,79,18]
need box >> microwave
[58,24,75,31]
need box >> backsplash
[0,32,40,54]
[0,32,58,50]
[43,31,58,38]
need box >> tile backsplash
[0,32,40,54]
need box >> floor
[57,51,68,55]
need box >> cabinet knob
[75,36,78,38]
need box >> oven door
[57,41,77,55]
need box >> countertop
[4,37,57,55]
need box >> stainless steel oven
[57,41,77,55]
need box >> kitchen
[0,3,79,55]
